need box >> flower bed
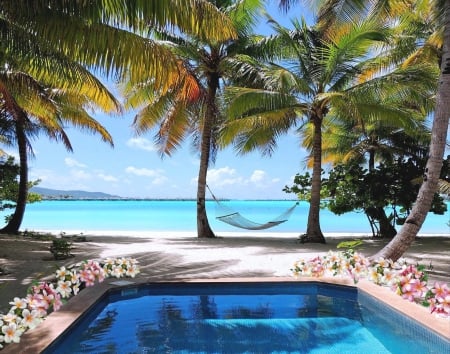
[292,248,449,318]
[0,257,139,349]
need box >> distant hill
[31,187,122,200]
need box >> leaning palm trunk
[305,116,326,243]
[373,0,450,261]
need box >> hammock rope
[206,184,298,230]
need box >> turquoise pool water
[44,282,449,354]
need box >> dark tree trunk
[305,115,326,243]
[372,0,450,261]
[365,206,397,238]
[1,118,28,234]
[196,72,218,238]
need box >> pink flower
[432,282,449,299]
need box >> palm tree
[123,0,264,238]
[222,7,437,243]
[373,0,450,260]
[277,0,448,258]
[0,69,118,234]
[0,0,237,234]
[1,0,236,91]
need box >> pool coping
[3,276,449,353]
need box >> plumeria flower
[380,269,398,287]
[2,313,18,324]
[55,266,68,280]
[1,323,23,343]
[72,283,80,296]
[432,282,449,298]
[20,309,42,330]
[52,294,63,312]
[79,269,96,286]
[112,266,125,278]
[9,297,27,312]
[438,294,450,315]
[125,264,139,278]
[56,280,73,298]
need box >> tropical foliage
[0,156,40,223]
[285,159,448,238]
[0,0,237,234]
[222,2,438,243]
[123,0,263,237]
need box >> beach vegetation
[363,0,449,261]
[0,156,41,224]
[123,0,264,238]
[222,1,438,244]
[49,239,74,260]
[285,157,448,238]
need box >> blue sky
[2,3,313,200]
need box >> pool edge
[3,276,449,353]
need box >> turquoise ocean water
[6,199,450,236]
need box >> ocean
[5,199,449,237]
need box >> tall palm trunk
[197,72,219,238]
[306,114,326,243]
[1,117,28,234]
[373,0,450,261]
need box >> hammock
[207,185,298,230]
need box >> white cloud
[250,170,266,183]
[125,166,168,185]
[126,138,157,152]
[205,166,245,187]
[125,166,160,177]
[70,169,92,180]
[97,173,119,182]
[65,157,87,168]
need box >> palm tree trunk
[196,73,218,238]
[1,118,28,234]
[305,115,326,243]
[372,0,450,261]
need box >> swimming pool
[43,281,449,353]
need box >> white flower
[2,313,18,324]
[380,269,398,287]
[9,297,27,311]
[368,267,381,284]
[20,309,42,330]
[1,323,23,343]
[56,280,73,298]
[72,283,80,296]
[112,266,125,278]
[125,265,139,278]
[55,266,68,280]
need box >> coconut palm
[123,0,264,238]
[0,68,119,233]
[222,8,437,243]
[372,0,450,260]
[0,0,237,234]
[1,0,236,91]
[277,0,448,257]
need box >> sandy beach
[0,233,449,314]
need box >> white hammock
[207,185,298,230]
